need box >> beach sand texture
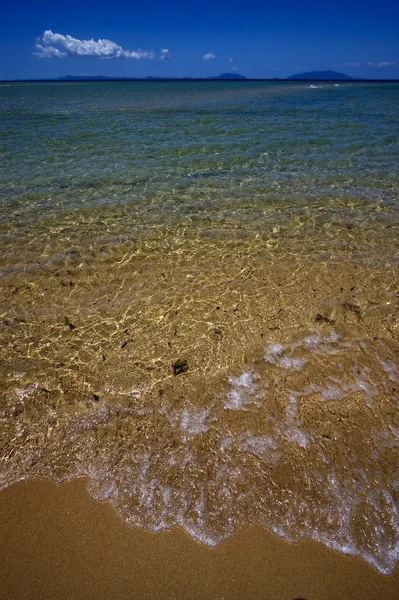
[1,478,399,600]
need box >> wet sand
[1,478,398,600]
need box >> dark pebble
[64,316,76,331]
[173,359,189,376]
[315,313,335,324]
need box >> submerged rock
[64,316,76,331]
[173,358,189,376]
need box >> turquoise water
[1,81,398,223]
[1,81,399,573]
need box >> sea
[0,80,398,573]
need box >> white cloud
[229,57,234,62]
[345,62,360,67]
[161,48,171,60]
[368,61,396,68]
[34,30,155,59]
[203,53,216,60]
[231,66,240,71]
[34,45,67,58]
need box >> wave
[2,327,398,574]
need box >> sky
[0,0,398,80]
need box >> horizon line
[1,77,399,83]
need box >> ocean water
[1,80,399,573]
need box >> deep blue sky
[0,0,398,79]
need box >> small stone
[315,313,335,324]
[64,316,76,331]
[173,359,189,376]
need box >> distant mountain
[56,73,247,81]
[211,73,247,80]
[287,71,353,80]
[57,75,120,80]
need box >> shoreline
[1,478,398,600]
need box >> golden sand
[1,478,399,600]
[1,208,398,576]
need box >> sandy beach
[1,81,399,599]
[1,478,398,600]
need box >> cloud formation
[368,61,396,68]
[345,62,360,67]
[161,48,171,60]
[203,53,215,60]
[34,30,155,59]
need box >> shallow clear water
[0,81,398,573]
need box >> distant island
[51,71,353,82]
[6,71,398,83]
[55,73,248,82]
[287,70,353,80]
[211,73,247,80]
